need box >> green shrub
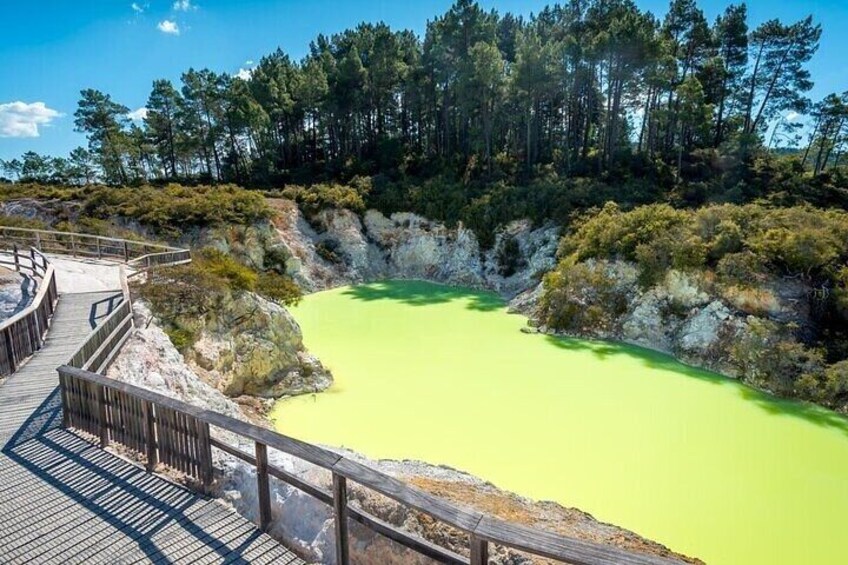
[281,182,367,215]
[165,326,196,352]
[2,182,270,237]
[0,214,48,230]
[540,257,629,335]
[730,319,825,397]
[198,248,257,292]
[315,239,343,264]
[256,272,301,307]
[263,246,291,275]
[715,251,767,286]
[824,361,848,406]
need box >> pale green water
[271,281,848,565]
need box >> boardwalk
[0,266,303,564]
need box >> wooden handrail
[1,226,689,565]
[0,245,58,375]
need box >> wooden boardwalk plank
[0,285,303,565]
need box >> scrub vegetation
[0,183,269,237]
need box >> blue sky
[1,0,846,161]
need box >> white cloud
[235,68,254,81]
[131,2,144,13]
[173,0,196,11]
[0,101,62,138]
[157,20,180,35]
[244,60,254,65]
[785,111,801,122]
[127,107,148,121]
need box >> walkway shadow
[341,280,504,312]
[1,388,255,563]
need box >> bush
[198,248,257,292]
[715,252,767,286]
[0,214,48,230]
[315,239,343,264]
[721,286,780,317]
[281,181,367,215]
[557,202,848,282]
[824,361,848,406]
[165,327,196,352]
[263,246,291,275]
[256,272,301,307]
[2,182,271,237]
[730,319,825,397]
[540,257,629,335]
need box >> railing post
[35,231,41,251]
[30,248,37,275]
[470,534,489,565]
[70,234,77,257]
[59,371,70,428]
[197,420,213,485]
[123,241,129,262]
[255,442,271,531]
[96,384,109,448]
[332,473,350,565]
[96,237,102,259]
[4,327,15,373]
[143,400,158,472]
[12,244,19,272]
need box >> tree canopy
[2,1,845,238]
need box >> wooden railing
[0,226,189,377]
[0,226,190,265]
[0,226,687,565]
[0,245,58,375]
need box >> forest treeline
[2,0,848,239]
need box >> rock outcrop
[533,259,816,378]
[184,291,331,398]
[267,199,559,298]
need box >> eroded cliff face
[108,305,698,565]
[264,199,559,298]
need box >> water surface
[272,280,848,564]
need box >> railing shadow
[88,292,125,330]
[1,389,254,564]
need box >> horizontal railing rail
[3,225,688,565]
[0,226,181,262]
[0,245,58,375]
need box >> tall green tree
[743,17,821,136]
[145,79,183,178]
[74,89,131,184]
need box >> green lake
[271,280,848,565]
